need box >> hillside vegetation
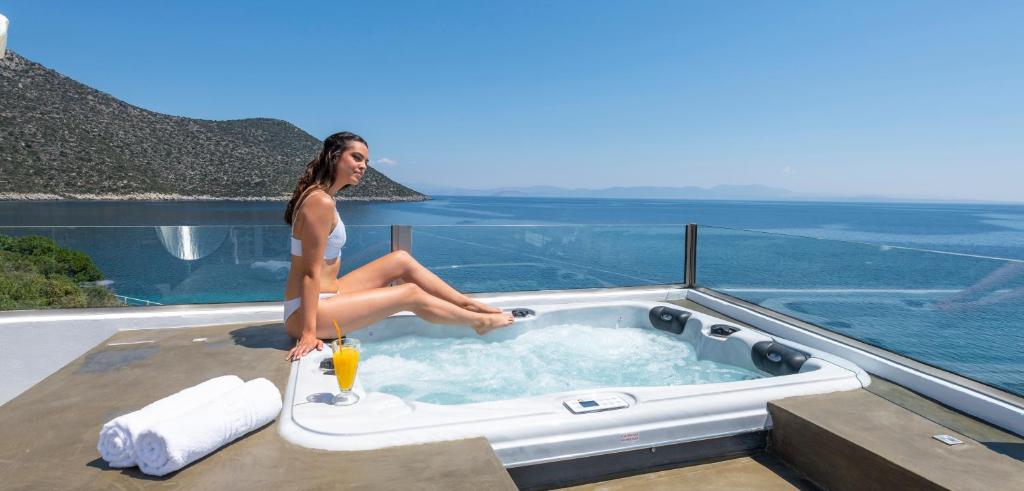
[0,235,121,310]
[0,51,425,201]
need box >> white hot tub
[278,299,868,468]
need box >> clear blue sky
[2,1,1022,201]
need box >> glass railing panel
[413,225,685,293]
[0,225,391,307]
[0,224,682,308]
[698,225,1024,397]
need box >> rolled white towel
[135,378,282,476]
[97,375,243,468]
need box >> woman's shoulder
[298,190,336,220]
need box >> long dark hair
[284,131,367,225]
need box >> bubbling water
[357,324,762,405]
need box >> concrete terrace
[0,291,1022,489]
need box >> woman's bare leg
[336,250,501,313]
[285,283,513,340]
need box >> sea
[1,196,1022,396]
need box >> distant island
[413,184,798,200]
[0,51,426,201]
[408,183,1015,204]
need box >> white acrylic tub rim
[278,299,868,467]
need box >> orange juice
[333,346,360,391]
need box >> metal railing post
[390,225,413,286]
[390,224,413,254]
[684,223,698,288]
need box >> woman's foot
[472,312,515,335]
[461,298,503,314]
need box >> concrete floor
[560,455,813,491]
[865,377,1024,460]
[770,390,1024,491]
[0,322,516,490]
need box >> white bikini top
[290,208,346,259]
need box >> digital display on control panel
[579,400,598,408]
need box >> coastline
[0,193,430,202]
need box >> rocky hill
[0,51,426,201]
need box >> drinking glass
[331,338,361,406]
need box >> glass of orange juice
[331,337,361,406]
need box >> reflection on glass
[933,262,1024,311]
[155,226,229,261]
[698,226,1024,397]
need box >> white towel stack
[97,375,244,468]
[135,378,283,476]
[97,376,282,476]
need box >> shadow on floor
[750,452,817,490]
[230,324,292,351]
[983,441,1024,462]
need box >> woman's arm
[288,192,336,360]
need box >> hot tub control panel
[563,395,630,414]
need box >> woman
[283,132,514,361]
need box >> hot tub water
[358,323,763,405]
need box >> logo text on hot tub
[619,432,640,442]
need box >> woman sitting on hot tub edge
[283,131,514,361]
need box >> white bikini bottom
[283,293,337,323]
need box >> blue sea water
[4,196,1023,258]
[1,197,1022,396]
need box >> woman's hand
[287,334,324,361]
